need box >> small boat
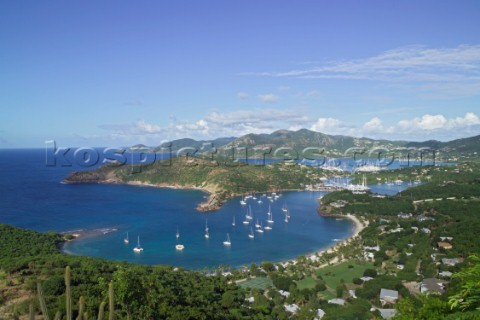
[243,219,249,225]
[232,216,236,227]
[133,236,143,253]
[240,195,247,205]
[248,227,254,239]
[256,222,264,233]
[266,205,274,224]
[123,232,129,244]
[223,233,231,246]
[175,244,185,251]
[204,219,209,239]
[246,206,253,220]
[264,225,272,231]
[257,200,262,204]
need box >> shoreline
[60,209,364,271]
[276,212,364,269]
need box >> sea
[0,148,422,270]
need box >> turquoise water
[0,149,416,270]
[0,149,354,269]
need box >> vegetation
[2,159,480,318]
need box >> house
[284,304,299,314]
[421,228,431,234]
[440,236,453,242]
[417,214,435,222]
[349,289,357,298]
[328,298,346,306]
[377,308,397,319]
[398,212,413,219]
[437,242,453,250]
[315,309,326,319]
[380,288,399,305]
[390,227,404,233]
[396,264,405,270]
[246,296,255,303]
[442,258,462,266]
[411,227,419,232]
[279,290,290,297]
[364,245,381,251]
[364,252,375,260]
[361,276,374,282]
[421,278,445,294]
[439,271,453,278]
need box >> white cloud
[310,117,356,136]
[96,111,479,145]
[247,45,480,96]
[309,112,480,141]
[259,93,279,103]
[362,117,384,132]
[397,114,447,131]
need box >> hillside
[64,156,323,211]
[150,129,480,160]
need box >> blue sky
[1,0,480,147]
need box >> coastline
[277,212,364,268]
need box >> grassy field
[316,261,374,289]
[295,276,317,290]
[238,276,273,290]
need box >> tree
[449,255,480,312]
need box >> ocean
[0,148,411,270]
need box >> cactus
[29,303,35,320]
[77,296,85,320]
[65,266,72,320]
[97,301,106,320]
[37,282,51,320]
[108,282,114,320]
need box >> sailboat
[281,202,288,213]
[255,218,261,228]
[223,233,231,246]
[133,236,143,253]
[266,205,274,224]
[240,195,247,206]
[123,232,129,244]
[285,211,290,223]
[256,222,264,233]
[176,227,180,240]
[246,206,253,220]
[232,216,236,227]
[264,224,272,230]
[248,227,255,239]
[204,219,209,239]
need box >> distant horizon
[1,127,478,149]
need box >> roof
[328,298,346,305]
[437,242,453,249]
[316,308,325,319]
[439,271,453,278]
[380,288,399,300]
[378,308,397,319]
[284,304,299,314]
[421,278,445,294]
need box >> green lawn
[238,276,273,290]
[316,261,374,289]
[295,276,317,290]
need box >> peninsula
[63,156,324,211]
